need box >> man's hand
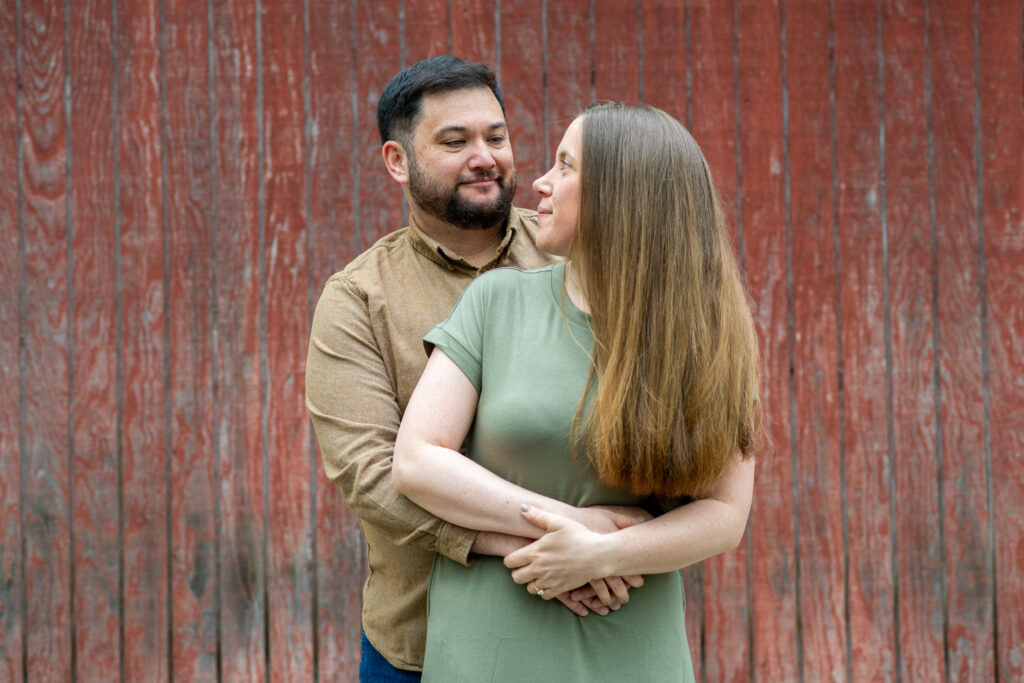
[572,575,645,606]
[571,504,651,535]
[585,504,653,529]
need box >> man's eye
[442,140,465,147]
[490,136,506,145]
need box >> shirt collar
[406,209,525,273]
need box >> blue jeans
[359,632,422,682]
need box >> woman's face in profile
[532,117,583,257]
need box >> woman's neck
[564,261,591,314]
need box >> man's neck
[411,210,509,269]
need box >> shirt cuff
[436,521,478,567]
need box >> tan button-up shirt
[306,207,554,671]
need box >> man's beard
[407,154,517,231]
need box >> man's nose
[466,140,497,169]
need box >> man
[306,56,633,681]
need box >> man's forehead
[416,88,505,134]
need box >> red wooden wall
[1,1,1021,681]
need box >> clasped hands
[504,503,650,617]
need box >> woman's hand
[504,504,621,600]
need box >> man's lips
[460,175,499,187]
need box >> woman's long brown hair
[569,103,762,499]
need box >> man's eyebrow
[434,122,507,136]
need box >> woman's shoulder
[467,264,559,297]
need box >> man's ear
[382,140,410,184]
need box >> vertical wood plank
[641,0,686,118]
[0,0,23,677]
[117,0,170,678]
[786,1,846,681]
[930,0,994,678]
[881,0,943,678]
[498,0,545,198]
[450,0,495,65]
[543,0,590,165]
[308,0,364,678]
[735,0,799,679]
[211,0,267,678]
[833,0,894,679]
[20,0,72,678]
[592,0,639,103]
[403,0,446,64]
[163,0,218,678]
[68,0,120,677]
[688,1,749,680]
[979,1,1024,679]
[355,1,401,250]
[262,0,315,679]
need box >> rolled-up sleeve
[305,274,476,565]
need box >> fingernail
[521,504,531,512]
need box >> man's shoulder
[325,227,415,295]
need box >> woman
[393,103,762,682]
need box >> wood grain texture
[355,0,402,250]
[592,0,639,103]
[403,0,447,64]
[68,0,120,677]
[979,2,1024,680]
[833,1,895,679]
[930,1,994,678]
[882,0,944,678]
[262,0,314,678]
[20,0,72,679]
[735,0,799,679]
[211,0,266,678]
[163,0,218,678]
[0,0,23,678]
[786,1,847,680]
[688,1,750,680]
[498,0,545,198]
[543,0,590,168]
[116,1,170,679]
[308,1,364,678]
[450,0,495,66]
[640,0,686,119]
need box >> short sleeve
[423,273,493,393]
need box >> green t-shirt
[422,262,694,682]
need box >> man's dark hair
[377,55,504,147]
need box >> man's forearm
[470,531,531,557]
